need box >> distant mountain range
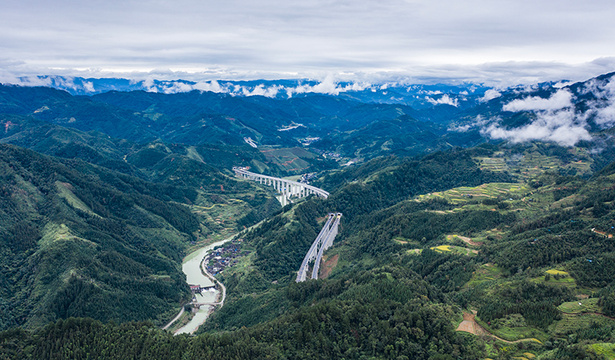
[2,72,614,161]
[9,75,491,107]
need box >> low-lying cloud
[482,110,592,147]
[449,115,492,132]
[502,89,573,111]
[480,89,502,102]
[140,74,371,97]
[584,76,615,127]
[482,88,592,146]
[426,94,459,107]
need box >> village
[204,239,243,276]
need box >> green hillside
[0,143,280,331]
[3,73,615,359]
[198,144,615,359]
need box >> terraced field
[473,147,593,179]
[430,244,477,255]
[415,182,528,205]
[259,147,319,173]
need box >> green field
[558,297,601,314]
[589,343,615,359]
[430,244,477,256]
[473,147,593,180]
[476,315,549,342]
[552,314,615,336]
[415,182,528,205]
[546,269,569,276]
[465,263,503,288]
[532,275,576,287]
[531,269,576,287]
[259,147,318,173]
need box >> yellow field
[432,245,452,252]
[546,269,569,276]
[430,245,477,256]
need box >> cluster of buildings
[204,240,243,275]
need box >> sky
[1,0,615,85]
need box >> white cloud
[426,94,459,107]
[240,84,282,97]
[193,80,227,93]
[482,75,615,146]
[480,89,501,102]
[449,114,493,132]
[82,81,95,93]
[451,124,472,132]
[503,89,573,112]
[585,76,615,127]
[285,75,370,96]
[2,1,615,85]
[143,78,157,93]
[109,75,371,98]
[482,109,591,146]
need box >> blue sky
[1,0,615,85]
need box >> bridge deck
[232,167,329,198]
[297,213,342,282]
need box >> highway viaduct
[296,212,342,282]
[232,166,329,201]
[232,167,340,282]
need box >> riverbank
[166,235,235,335]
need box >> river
[174,236,233,335]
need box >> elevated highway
[232,167,339,282]
[296,212,342,282]
[232,167,329,201]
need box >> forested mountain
[0,114,334,178]
[0,144,194,329]
[4,72,615,162]
[0,82,474,160]
[0,143,281,330]
[199,143,615,359]
[2,72,615,359]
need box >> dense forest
[200,143,615,359]
[2,73,615,359]
[0,143,281,330]
[3,141,615,359]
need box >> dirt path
[457,311,487,336]
[456,311,541,344]
[162,306,185,330]
[319,254,339,279]
[457,235,482,246]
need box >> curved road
[201,254,227,306]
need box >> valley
[1,72,615,359]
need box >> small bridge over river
[232,167,329,202]
[296,213,342,282]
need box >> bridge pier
[232,167,329,206]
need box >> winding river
[173,236,233,335]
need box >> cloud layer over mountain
[480,75,615,146]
